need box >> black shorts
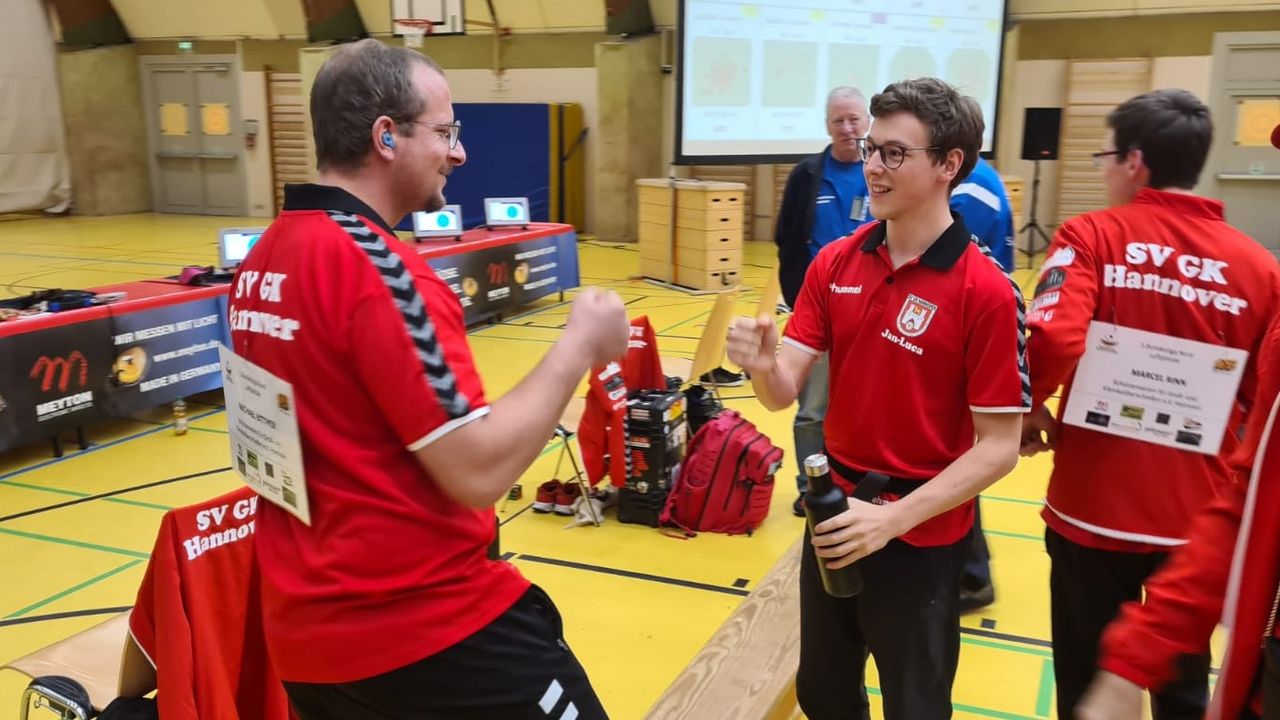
[284,585,608,720]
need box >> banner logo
[30,352,89,393]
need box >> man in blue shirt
[949,155,1016,610]
[951,157,1014,271]
[774,86,877,515]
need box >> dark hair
[310,39,442,172]
[1107,89,1212,189]
[869,78,984,189]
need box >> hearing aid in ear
[382,131,395,149]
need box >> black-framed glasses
[855,138,938,169]
[1091,150,1121,168]
[408,120,462,149]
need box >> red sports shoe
[554,482,582,516]
[533,480,561,513]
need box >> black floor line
[959,625,1052,649]
[0,466,232,523]
[512,553,750,597]
[0,605,132,629]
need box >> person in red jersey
[1071,123,1280,720]
[227,39,627,719]
[1021,92,1280,720]
[728,78,1028,720]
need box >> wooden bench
[4,611,155,717]
[644,537,804,720]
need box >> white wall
[1000,59,1069,227]
[444,68,599,233]
[239,69,275,217]
[995,55,1214,230]
[1151,55,1213,102]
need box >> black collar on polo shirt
[282,183,397,235]
[860,212,973,270]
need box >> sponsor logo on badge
[1175,430,1203,447]
[1120,405,1145,420]
[896,294,937,338]
[1214,357,1239,373]
[1096,330,1120,353]
[1085,411,1111,428]
[1156,412,1171,425]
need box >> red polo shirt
[783,218,1031,546]
[230,184,529,683]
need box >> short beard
[423,193,445,213]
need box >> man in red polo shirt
[728,78,1027,720]
[1020,91,1280,720]
[228,39,627,719]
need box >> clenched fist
[564,287,630,367]
[726,313,780,376]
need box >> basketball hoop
[394,19,433,48]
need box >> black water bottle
[803,454,865,598]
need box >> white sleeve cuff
[970,405,1032,414]
[407,406,491,451]
[781,337,822,356]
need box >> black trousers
[796,530,967,720]
[1046,527,1210,720]
[284,585,608,720]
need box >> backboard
[391,0,465,39]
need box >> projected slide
[679,0,1007,161]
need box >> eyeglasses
[1091,150,1121,168]
[407,120,462,149]
[855,138,938,169]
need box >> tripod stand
[1018,159,1052,269]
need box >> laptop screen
[219,228,265,269]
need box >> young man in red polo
[1019,91,1280,720]
[228,40,626,718]
[728,78,1028,720]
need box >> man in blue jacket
[952,157,1015,272]
[950,155,1016,610]
[774,86,878,515]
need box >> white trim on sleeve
[407,406,491,452]
[781,337,822,356]
[970,405,1032,414]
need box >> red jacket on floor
[1100,319,1280,718]
[578,316,666,486]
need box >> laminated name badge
[1061,322,1249,456]
[218,344,310,525]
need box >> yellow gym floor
[0,213,1181,719]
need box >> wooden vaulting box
[636,179,745,291]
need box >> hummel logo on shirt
[829,283,863,295]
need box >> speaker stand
[1017,159,1053,269]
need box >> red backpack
[660,410,784,536]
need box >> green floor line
[5,560,143,619]
[187,425,229,435]
[866,686,1037,720]
[1035,658,1055,717]
[982,495,1044,507]
[1,480,171,512]
[960,634,1052,659]
[0,527,150,560]
[658,308,712,335]
[984,529,1044,543]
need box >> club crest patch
[896,294,937,337]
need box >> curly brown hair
[870,78,984,189]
